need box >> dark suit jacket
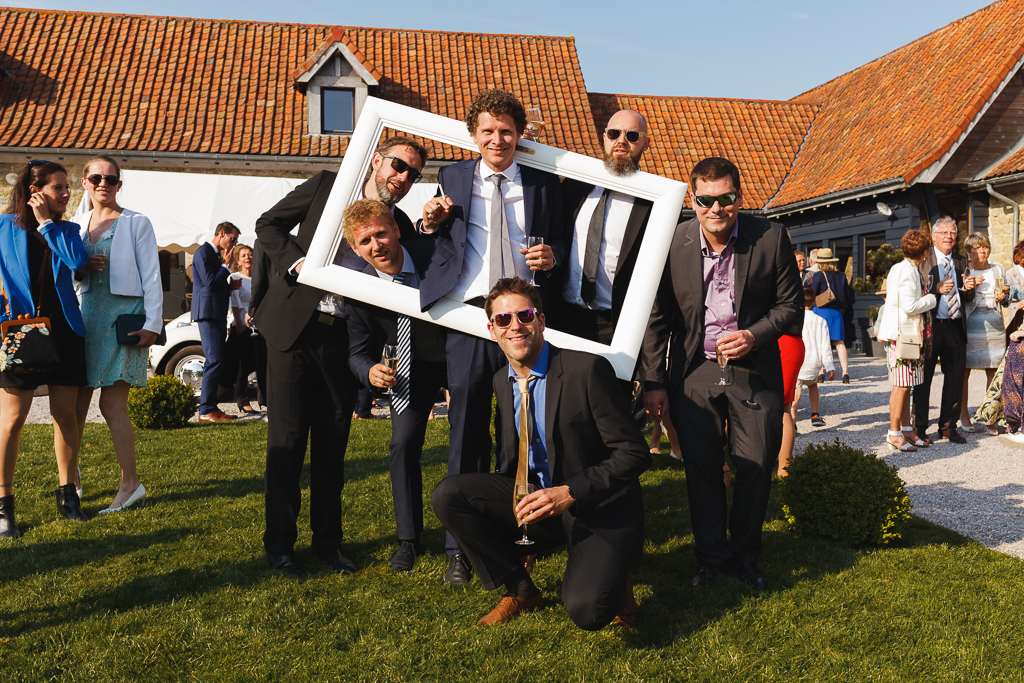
[190,241,231,322]
[552,178,653,327]
[419,158,564,311]
[493,345,651,571]
[347,241,445,388]
[642,214,804,397]
[917,248,974,331]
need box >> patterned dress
[973,355,1007,429]
[80,219,148,388]
[1002,342,1024,434]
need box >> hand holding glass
[715,336,733,386]
[523,236,544,286]
[381,344,399,395]
[514,483,536,546]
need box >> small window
[322,88,354,133]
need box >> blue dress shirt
[507,342,552,489]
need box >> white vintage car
[148,312,206,393]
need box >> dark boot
[0,495,21,538]
[55,484,89,522]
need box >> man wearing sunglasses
[193,221,242,423]
[417,89,565,585]
[343,200,447,573]
[360,137,428,243]
[432,276,650,630]
[642,157,803,591]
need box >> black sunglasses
[693,192,738,209]
[380,154,423,183]
[28,159,53,166]
[86,174,120,187]
[605,129,645,143]
[490,308,537,328]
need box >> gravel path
[13,356,1023,558]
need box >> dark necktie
[581,188,610,306]
[488,174,515,284]
[391,272,412,415]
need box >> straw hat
[815,248,839,263]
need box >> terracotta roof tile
[0,9,600,161]
[589,92,818,209]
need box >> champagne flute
[524,236,544,286]
[514,482,536,546]
[525,108,545,138]
[381,344,399,396]
[715,335,733,386]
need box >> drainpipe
[987,183,1020,247]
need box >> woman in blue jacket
[0,161,90,538]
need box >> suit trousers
[197,318,227,415]
[913,318,967,433]
[432,473,630,631]
[669,357,781,568]
[263,314,358,557]
[390,358,447,543]
[443,330,507,553]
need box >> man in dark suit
[419,89,565,584]
[344,200,447,573]
[643,157,803,591]
[432,277,650,630]
[552,109,652,344]
[192,221,241,423]
[252,138,427,579]
[914,216,977,444]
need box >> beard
[374,171,399,207]
[603,151,640,177]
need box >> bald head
[603,109,650,177]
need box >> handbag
[113,313,167,346]
[814,273,836,308]
[0,248,61,374]
[894,267,923,361]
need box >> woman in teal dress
[74,155,162,514]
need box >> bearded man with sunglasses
[642,157,803,591]
[432,277,650,630]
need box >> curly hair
[1014,240,1024,267]
[963,232,991,252]
[900,229,932,261]
[465,89,527,136]
[342,198,396,245]
[4,160,69,230]
[484,277,543,319]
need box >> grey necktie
[581,188,610,306]
[944,258,960,319]
[391,272,412,415]
[488,174,515,284]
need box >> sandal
[886,430,917,452]
[901,426,929,447]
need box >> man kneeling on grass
[431,277,651,630]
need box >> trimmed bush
[128,375,199,429]
[783,438,912,545]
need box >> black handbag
[113,313,167,346]
[0,248,61,374]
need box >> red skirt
[779,334,805,404]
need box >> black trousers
[432,473,630,631]
[390,358,447,543]
[353,388,373,419]
[226,327,267,409]
[263,314,357,557]
[443,330,507,554]
[913,318,967,433]
[557,304,615,345]
[669,357,781,568]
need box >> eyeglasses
[379,154,423,183]
[490,308,537,328]
[605,129,645,143]
[228,236,238,245]
[693,192,738,209]
[85,174,120,187]
[933,231,957,237]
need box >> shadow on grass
[153,476,265,504]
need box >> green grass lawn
[2,420,1023,682]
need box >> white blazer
[876,259,937,342]
[76,208,163,334]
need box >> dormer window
[295,39,379,137]
[322,88,355,133]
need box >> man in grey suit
[643,157,803,591]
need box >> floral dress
[80,219,148,388]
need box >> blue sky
[3,0,995,99]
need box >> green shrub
[782,438,912,545]
[128,375,199,429]
[867,304,881,320]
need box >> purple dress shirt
[701,223,740,360]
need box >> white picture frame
[297,96,687,380]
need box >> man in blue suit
[191,221,241,422]
[419,89,564,584]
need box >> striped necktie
[391,272,412,415]
[944,257,960,319]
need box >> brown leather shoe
[612,571,639,629]
[476,594,543,626]
[198,409,234,423]
[941,428,967,444]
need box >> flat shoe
[98,484,146,514]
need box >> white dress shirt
[452,160,528,301]
[561,186,634,310]
[933,246,963,319]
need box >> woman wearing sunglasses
[73,155,161,514]
[0,160,90,538]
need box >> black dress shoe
[736,562,767,590]
[941,428,967,444]
[444,552,472,585]
[55,484,89,522]
[390,541,420,572]
[315,547,357,575]
[691,565,722,589]
[0,495,21,539]
[267,552,307,579]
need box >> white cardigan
[876,259,937,342]
[76,208,163,334]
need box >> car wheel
[166,345,205,395]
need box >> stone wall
[987,182,1024,270]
